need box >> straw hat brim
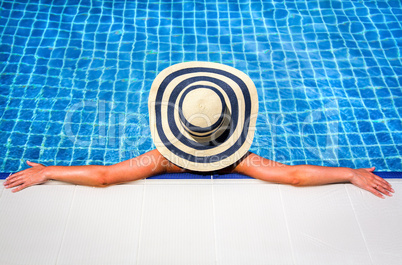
[148,62,258,172]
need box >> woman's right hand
[349,167,394,198]
[3,161,49,193]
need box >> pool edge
[1,172,402,180]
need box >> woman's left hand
[3,161,49,192]
[349,167,394,198]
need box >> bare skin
[3,149,394,198]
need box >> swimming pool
[0,0,401,173]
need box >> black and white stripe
[149,62,258,171]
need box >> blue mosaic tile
[0,0,401,173]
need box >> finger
[5,178,25,189]
[5,172,22,182]
[26,161,40,167]
[4,176,23,187]
[366,186,385,199]
[5,168,36,185]
[373,176,394,193]
[369,171,392,186]
[365,167,375,173]
[374,184,392,197]
[378,182,394,194]
[378,179,394,193]
[12,183,29,193]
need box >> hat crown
[149,61,258,172]
[179,86,226,136]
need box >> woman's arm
[4,150,395,198]
[3,149,184,192]
[233,152,394,198]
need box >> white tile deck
[137,181,216,265]
[213,183,294,265]
[0,179,401,265]
[346,182,402,265]
[0,184,75,265]
[56,185,144,265]
[280,184,372,265]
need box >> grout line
[135,180,146,265]
[344,184,375,265]
[0,181,4,201]
[278,185,297,265]
[0,175,10,200]
[0,0,36,172]
[211,175,218,265]
[55,185,77,265]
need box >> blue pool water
[0,0,401,173]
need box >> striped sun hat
[148,62,259,172]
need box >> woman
[3,149,394,198]
[3,62,394,198]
